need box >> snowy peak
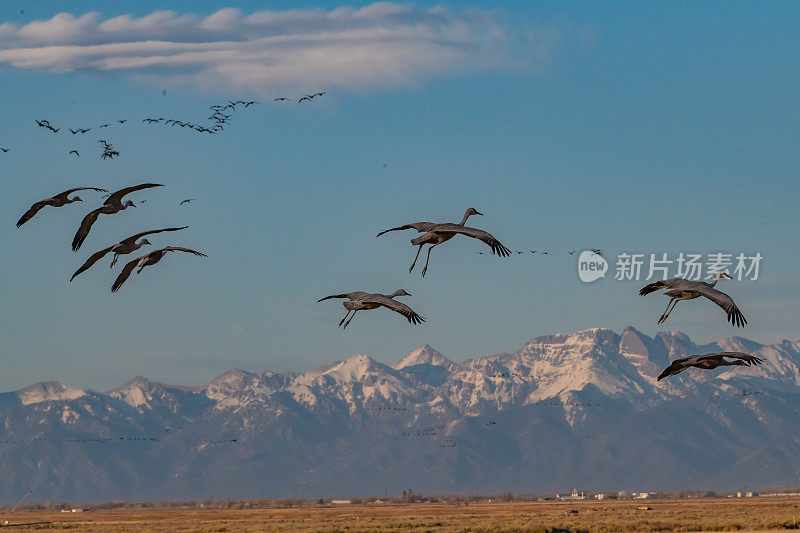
[310,353,392,382]
[206,368,254,390]
[392,345,455,372]
[289,354,418,409]
[619,327,669,380]
[16,381,85,405]
[517,328,621,363]
[108,376,164,408]
[393,345,456,387]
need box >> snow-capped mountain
[2,327,800,503]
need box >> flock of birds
[14,91,765,394]
[17,183,205,292]
[1,95,324,158]
[316,205,764,381]
[12,95,329,292]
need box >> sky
[1,1,799,392]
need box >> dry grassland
[4,497,800,532]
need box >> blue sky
[1,1,799,391]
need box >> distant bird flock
[14,89,761,391]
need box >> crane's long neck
[134,240,147,250]
[67,196,80,204]
[458,210,472,226]
[389,290,404,298]
[709,273,723,287]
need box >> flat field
[4,498,800,532]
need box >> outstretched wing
[695,285,747,327]
[119,226,189,247]
[639,278,682,296]
[105,183,162,206]
[317,291,369,303]
[656,356,696,380]
[433,224,511,257]
[111,256,144,292]
[376,222,438,237]
[16,200,49,227]
[72,208,102,251]
[70,244,115,281]
[52,187,107,201]
[716,352,764,365]
[159,246,207,257]
[369,296,425,325]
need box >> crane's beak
[475,211,484,216]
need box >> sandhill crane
[16,187,107,227]
[639,272,747,327]
[70,226,189,281]
[376,208,511,276]
[72,183,162,251]
[111,246,207,292]
[317,290,424,329]
[657,352,764,380]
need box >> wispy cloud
[0,4,548,93]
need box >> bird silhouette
[111,246,207,292]
[657,352,764,380]
[72,183,163,251]
[17,187,107,228]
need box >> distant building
[557,489,586,500]
[331,500,351,505]
[633,492,658,499]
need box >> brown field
[4,498,800,532]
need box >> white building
[558,489,586,500]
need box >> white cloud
[0,4,553,93]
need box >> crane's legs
[421,243,442,277]
[409,246,423,273]
[339,310,352,327]
[343,311,358,329]
[110,253,119,268]
[658,299,679,324]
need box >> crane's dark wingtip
[639,283,661,296]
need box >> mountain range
[2,326,800,503]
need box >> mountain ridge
[2,327,800,502]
